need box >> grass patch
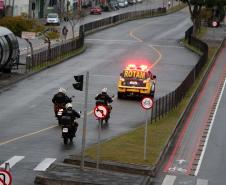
[85,41,219,166]
[196,27,208,39]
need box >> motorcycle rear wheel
[70,137,73,143]
[63,137,68,144]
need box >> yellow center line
[129,22,162,66]
[0,108,102,147]
[0,125,57,146]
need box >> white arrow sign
[0,169,12,185]
[94,105,108,119]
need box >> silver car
[117,0,127,7]
[46,13,60,26]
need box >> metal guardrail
[26,36,84,72]
[150,26,208,123]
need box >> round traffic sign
[141,97,153,110]
[212,21,218,27]
[0,169,12,185]
[94,105,108,119]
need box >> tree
[181,0,226,35]
[63,8,86,39]
[206,0,226,21]
[180,0,205,35]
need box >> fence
[26,36,84,72]
[150,26,208,123]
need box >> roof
[0,26,13,36]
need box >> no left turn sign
[0,169,12,185]
[94,105,108,119]
[141,97,153,110]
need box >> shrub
[0,16,44,37]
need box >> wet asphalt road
[0,7,199,185]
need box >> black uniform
[52,92,71,104]
[61,108,80,136]
[95,92,113,106]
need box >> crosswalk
[0,157,210,184]
[161,175,208,185]
[0,156,56,172]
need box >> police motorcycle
[55,96,75,125]
[60,112,80,145]
[95,95,114,124]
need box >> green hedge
[0,16,44,37]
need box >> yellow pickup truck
[117,64,156,99]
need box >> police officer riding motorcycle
[60,103,81,144]
[95,88,113,123]
[52,88,72,123]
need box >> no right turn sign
[0,169,12,185]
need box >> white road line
[197,178,208,185]
[150,44,184,49]
[0,156,25,169]
[162,175,176,185]
[195,78,226,176]
[89,74,118,78]
[85,38,139,43]
[34,158,56,171]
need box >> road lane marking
[85,38,139,43]
[162,175,176,185]
[34,158,56,171]
[197,179,208,185]
[0,156,25,168]
[195,78,226,176]
[86,38,184,48]
[0,109,95,146]
[0,125,57,147]
[89,74,118,78]
[129,23,162,67]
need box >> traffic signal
[73,75,83,91]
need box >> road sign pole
[80,71,89,170]
[144,110,148,160]
[97,119,102,171]
[141,97,153,160]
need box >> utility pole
[12,0,15,16]
[80,71,89,170]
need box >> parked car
[46,13,60,25]
[124,0,128,6]
[128,0,136,5]
[110,0,120,10]
[90,6,102,14]
[117,0,127,8]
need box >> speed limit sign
[141,97,153,110]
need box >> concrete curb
[34,162,152,185]
[64,155,155,176]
